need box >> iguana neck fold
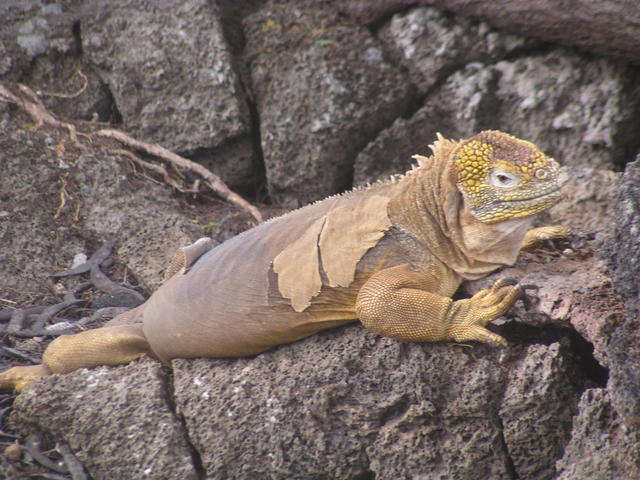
[389,143,528,280]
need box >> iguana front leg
[521,225,570,251]
[356,266,521,347]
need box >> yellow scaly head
[453,131,564,223]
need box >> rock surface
[243,2,412,207]
[378,6,535,95]
[81,0,249,153]
[2,2,640,479]
[324,0,640,65]
[605,156,640,427]
[12,323,584,480]
[10,358,198,480]
[0,100,201,298]
[555,388,640,480]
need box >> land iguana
[0,131,568,390]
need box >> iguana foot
[521,225,571,251]
[0,364,50,392]
[447,278,523,347]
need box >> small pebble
[72,253,88,269]
[4,443,22,461]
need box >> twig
[7,309,26,334]
[95,128,263,223]
[42,69,89,99]
[114,148,185,192]
[90,264,145,303]
[31,299,85,331]
[0,79,262,222]
[25,433,69,474]
[52,241,114,277]
[0,346,41,363]
[0,81,83,147]
[57,441,88,480]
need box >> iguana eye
[535,168,549,179]
[488,170,519,188]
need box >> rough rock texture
[243,2,412,207]
[81,0,256,187]
[544,168,619,239]
[73,150,201,291]
[0,1,114,122]
[323,0,640,65]
[500,343,579,480]
[0,100,201,299]
[606,156,640,427]
[491,52,640,169]
[10,357,199,480]
[555,388,640,480]
[378,6,535,95]
[466,251,624,367]
[609,156,640,317]
[2,2,640,479]
[354,48,640,186]
[11,324,582,480]
[0,103,85,302]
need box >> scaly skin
[0,131,567,391]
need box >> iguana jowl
[0,131,567,390]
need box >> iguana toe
[522,225,571,251]
[0,364,50,392]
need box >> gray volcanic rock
[322,0,640,65]
[0,1,113,122]
[172,326,581,479]
[0,98,200,297]
[81,0,251,155]
[9,323,584,479]
[243,2,412,207]
[378,6,535,95]
[555,388,640,480]
[606,156,640,427]
[10,357,198,480]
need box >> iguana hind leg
[0,324,151,391]
[356,266,520,347]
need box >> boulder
[243,2,412,207]
[320,0,640,65]
[10,357,199,480]
[555,389,640,480]
[605,156,640,427]
[11,325,584,479]
[81,0,256,187]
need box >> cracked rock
[9,322,585,480]
[606,155,640,427]
[500,343,580,480]
[81,0,252,162]
[9,357,198,480]
[555,388,640,480]
[378,6,536,95]
[243,2,412,207]
[171,323,583,479]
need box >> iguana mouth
[503,186,563,203]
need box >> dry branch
[0,80,263,223]
[94,128,263,223]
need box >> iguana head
[453,131,564,223]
